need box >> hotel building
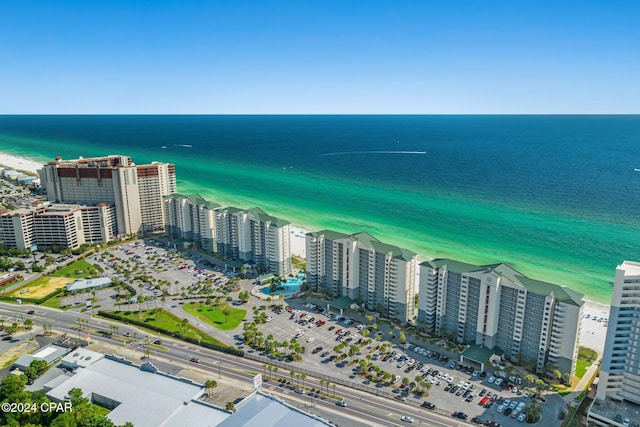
[589,261,640,427]
[305,230,417,323]
[418,259,583,375]
[38,155,176,235]
[0,203,117,250]
[164,194,292,276]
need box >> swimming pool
[262,274,305,298]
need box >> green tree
[225,401,235,411]
[205,379,218,396]
[399,330,406,344]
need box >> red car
[335,328,343,334]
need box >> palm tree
[524,401,542,423]
[205,379,218,396]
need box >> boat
[161,146,167,149]
[634,168,640,172]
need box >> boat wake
[322,150,426,156]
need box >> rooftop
[15,344,69,369]
[46,353,331,427]
[589,396,640,426]
[422,258,584,306]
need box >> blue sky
[1,0,638,113]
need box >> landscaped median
[182,302,246,331]
[98,308,243,356]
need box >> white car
[336,400,347,407]
[401,416,414,423]
[517,413,526,422]
[487,376,495,383]
[495,378,503,386]
[306,337,315,343]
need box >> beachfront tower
[38,155,176,235]
[418,259,583,375]
[305,230,417,323]
[589,261,640,426]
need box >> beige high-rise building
[417,259,583,375]
[305,230,417,323]
[164,194,292,276]
[0,203,117,250]
[38,155,176,235]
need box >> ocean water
[1,115,639,304]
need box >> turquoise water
[1,115,639,304]
[262,276,305,297]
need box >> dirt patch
[0,340,39,368]
[9,277,73,299]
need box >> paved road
[1,302,481,427]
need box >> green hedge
[97,311,243,357]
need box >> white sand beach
[0,150,313,257]
[579,300,610,356]
[0,152,43,175]
[0,150,615,356]
[290,226,308,258]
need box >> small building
[14,344,70,370]
[0,273,22,287]
[66,277,112,292]
[460,344,504,371]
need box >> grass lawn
[183,303,246,331]
[576,358,591,379]
[51,259,95,278]
[105,309,227,347]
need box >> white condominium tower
[418,259,583,376]
[305,230,417,323]
[163,194,292,276]
[0,203,117,250]
[589,261,640,427]
[38,155,176,235]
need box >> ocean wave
[321,150,426,156]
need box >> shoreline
[0,150,614,305]
[0,150,310,258]
[0,149,612,353]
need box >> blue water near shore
[1,115,639,303]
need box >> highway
[0,302,472,427]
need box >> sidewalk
[562,359,599,404]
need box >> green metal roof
[164,193,221,209]
[462,344,504,363]
[248,207,290,227]
[306,229,352,240]
[422,259,584,306]
[328,296,354,309]
[307,230,416,261]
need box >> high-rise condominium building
[38,155,176,235]
[418,259,583,375]
[305,230,417,323]
[0,203,117,250]
[164,194,292,276]
[589,261,640,427]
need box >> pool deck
[250,278,304,301]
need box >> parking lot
[240,299,560,426]
[41,239,562,426]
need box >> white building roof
[46,354,332,427]
[61,348,104,369]
[14,344,69,370]
[66,277,112,292]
